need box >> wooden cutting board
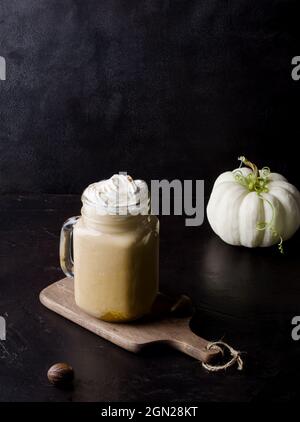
[39,278,219,364]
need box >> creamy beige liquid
[72,175,159,322]
[73,215,159,321]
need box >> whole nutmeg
[47,362,74,386]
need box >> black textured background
[0,0,299,193]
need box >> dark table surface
[1,194,300,402]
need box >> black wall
[0,0,299,193]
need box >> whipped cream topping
[82,174,149,215]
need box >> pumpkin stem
[235,156,269,194]
[238,156,258,177]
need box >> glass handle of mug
[60,216,80,278]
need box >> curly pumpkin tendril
[233,156,284,254]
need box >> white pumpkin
[207,157,300,248]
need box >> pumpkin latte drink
[60,174,159,322]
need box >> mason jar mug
[59,175,159,322]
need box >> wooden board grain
[40,278,219,364]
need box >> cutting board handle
[169,336,218,364]
[158,319,220,364]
